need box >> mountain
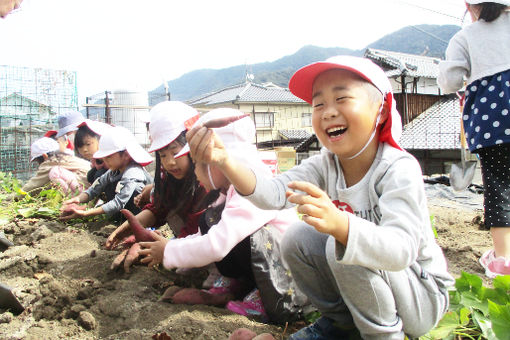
[149,24,460,102]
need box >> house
[187,82,313,148]
[364,48,444,125]
[0,92,55,126]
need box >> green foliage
[421,271,510,340]
[0,172,64,222]
[430,214,438,238]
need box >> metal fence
[0,65,77,181]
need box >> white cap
[148,101,199,153]
[77,119,113,136]
[30,137,60,161]
[94,126,153,166]
[466,0,510,5]
[56,110,85,138]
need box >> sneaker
[479,249,510,278]
[208,276,241,295]
[288,316,351,340]
[226,289,268,322]
[488,256,510,277]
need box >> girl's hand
[138,231,169,268]
[286,181,349,245]
[186,124,228,166]
[105,223,132,250]
[134,184,152,208]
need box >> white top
[438,10,510,93]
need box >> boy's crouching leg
[281,222,353,324]
[325,240,447,339]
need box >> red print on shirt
[332,200,354,214]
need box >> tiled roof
[188,82,305,106]
[279,129,312,140]
[400,96,462,150]
[364,48,441,79]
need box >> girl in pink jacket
[139,108,308,324]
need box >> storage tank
[108,90,150,146]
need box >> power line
[409,25,450,45]
[396,0,463,21]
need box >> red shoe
[226,289,268,322]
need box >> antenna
[162,77,170,100]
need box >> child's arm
[21,162,53,194]
[63,191,89,205]
[438,38,469,94]
[100,168,146,217]
[286,181,349,245]
[105,209,156,249]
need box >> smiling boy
[186,56,454,339]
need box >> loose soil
[0,185,492,340]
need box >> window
[302,112,312,127]
[254,112,274,128]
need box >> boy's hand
[138,231,169,268]
[286,181,349,245]
[186,125,228,166]
[59,207,88,221]
[63,196,80,205]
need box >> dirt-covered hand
[134,184,152,208]
[139,231,168,268]
[286,181,349,244]
[105,223,132,250]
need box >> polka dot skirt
[463,69,510,152]
[478,144,510,228]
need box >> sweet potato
[123,242,141,273]
[120,209,154,242]
[228,328,257,340]
[110,248,128,270]
[203,113,250,128]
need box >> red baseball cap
[289,55,402,150]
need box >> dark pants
[198,211,255,285]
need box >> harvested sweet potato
[120,209,154,242]
[123,242,141,273]
[203,113,250,128]
[110,248,129,270]
[228,328,257,340]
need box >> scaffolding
[0,65,78,181]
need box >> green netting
[0,65,78,181]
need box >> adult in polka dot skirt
[438,0,510,278]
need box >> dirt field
[0,184,491,340]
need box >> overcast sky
[0,0,466,105]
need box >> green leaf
[456,271,483,294]
[428,311,459,339]
[460,291,488,315]
[488,300,510,340]
[17,207,35,218]
[493,275,510,292]
[472,310,497,340]
[458,307,471,326]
